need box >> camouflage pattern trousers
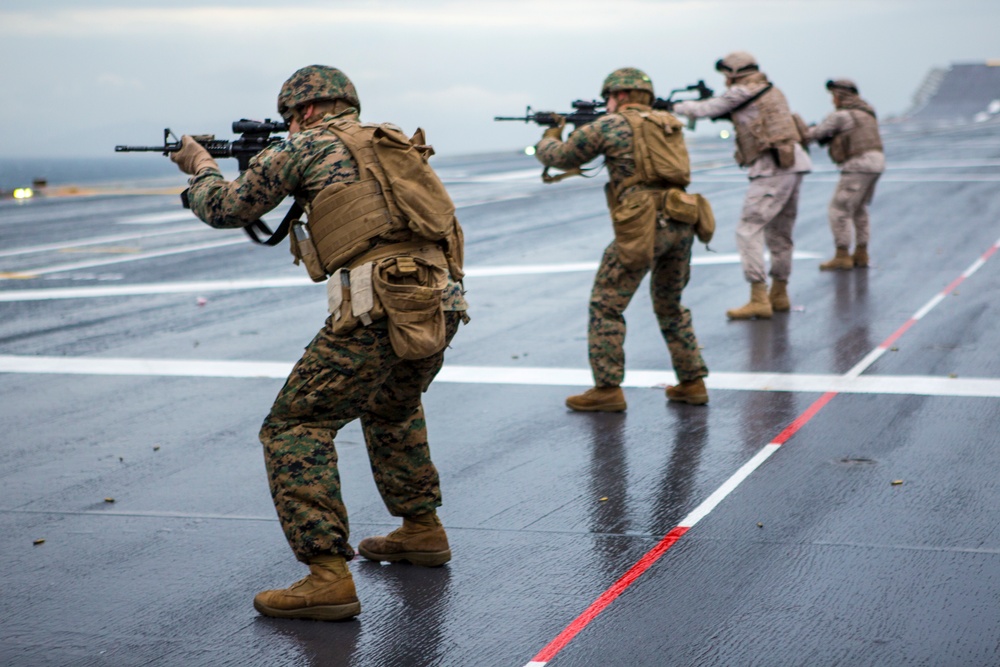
[737,173,804,283]
[259,311,461,563]
[828,171,880,249]
[589,220,709,387]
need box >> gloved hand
[541,114,565,141]
[170,135,219,175]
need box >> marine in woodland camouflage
[185,109,466,310]
[535,105,707,388]
[261,314,461,561]
[535,114,639,196]
[184,105,465,562]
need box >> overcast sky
[1,0,998,159]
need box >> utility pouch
[292,222,327,283]
[611,190,657,270]
[774,142,796,169]
[373,255,448,360]
[663,189,700,225]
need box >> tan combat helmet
[277,65,361,121]
[715,51,760,80]
[601,67,655,99]
[826,78,860,94]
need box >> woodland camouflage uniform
[175,65,466,621]
[186,106,466,563]
[535,68,708,406]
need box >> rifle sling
[242,201,304,246]
[712,83,773,121]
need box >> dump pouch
[611,190,657,270]
[373,255,448,360]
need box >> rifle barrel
[114,145,178,152]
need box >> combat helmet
[715,52,759,80]
[277,65,360,120]
[601,67,654,99]
[826,78,859,94]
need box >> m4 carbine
[115,119,290,244]
[493,80,715,129]
[115,119,288,171]
[495,81,714,181]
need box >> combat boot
[358,511,452,567]
[565,386,627,412]
[853,244,869,268]
[819,247,853,271]
[666,378,709,405]
[726,282,772,320]
[769,279,790,312]
[253,554,360,621]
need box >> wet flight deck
[3,118,1000,666]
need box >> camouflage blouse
[185,109,466,310]
[185,109,363,228]
[534,112,638,195]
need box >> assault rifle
[494,81,714,182]
[115,119,288,171]
[115,119,291,244]
[494,99,607,128]
[493,80,715,129]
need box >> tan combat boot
[819,247,853,271]
[666,378,709,405]
[770,279,790,312]
[565,386,627,412]
[726,282,772,320]
[358,511,452,567]
[253,554,361,621]
[852,244,869,268]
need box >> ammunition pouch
[663,189,716,245]
[663,189,699,224]
[326,242,449,360]
[774,141,796,169]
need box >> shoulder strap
[242,201,304,246]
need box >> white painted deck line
[0,252,821,297]
[1,356,998,398]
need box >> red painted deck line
[522,235,1000,667]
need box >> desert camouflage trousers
[588,220,709,387]
[737,173,804,283]
[829,171,880,248]
[259,312,461,563]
